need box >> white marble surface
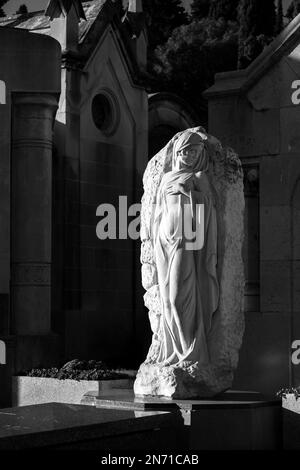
[135,128,245,398]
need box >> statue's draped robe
[152,169,219,366]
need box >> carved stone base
[134,363,233,399]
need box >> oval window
[91,91,119,135]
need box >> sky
[3,0,291,16]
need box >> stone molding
[12,93,59,109]
[12,263,51,287]
[12,139,53,150]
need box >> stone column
[11,93,58,336]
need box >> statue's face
[177,144,202,168]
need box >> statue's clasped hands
[165,178,194,197]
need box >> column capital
[12,92,59,110]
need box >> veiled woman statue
[152,131,219,367]
[134,127,245,399]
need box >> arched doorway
[148,92,205,159]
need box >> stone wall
[0,27,61,406]
[52,27,149,366]
[205,38,300,395]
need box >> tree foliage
[0,0,8,18]
[151,18,239,114]
[209,0,239,21]
[16,4,28,15]
[112,0,125,17]
[191,0,211,19]
[275,0,283,34]
[286,0,300,20]
[237,0,276,68]
[143,0,189,49]
[191,0,239,21]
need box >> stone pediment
[204,13,300,98]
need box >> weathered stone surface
[260,260,292,313]
[247,63,281,111]
[12,376,134,407]
[260,206,291,261]
[134,127,245,398]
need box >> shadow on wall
[51,119,152,369]
[233,175,300,397]
[291,178,300,388]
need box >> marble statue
[134,127,245,399]
[152,130,219,366]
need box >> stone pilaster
[11,93,58,336]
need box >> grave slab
[0,402,182,450]
[82,389,282,450]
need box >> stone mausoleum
[0,25,61,406]
[205,13,300,396]
[0,0,198,407]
